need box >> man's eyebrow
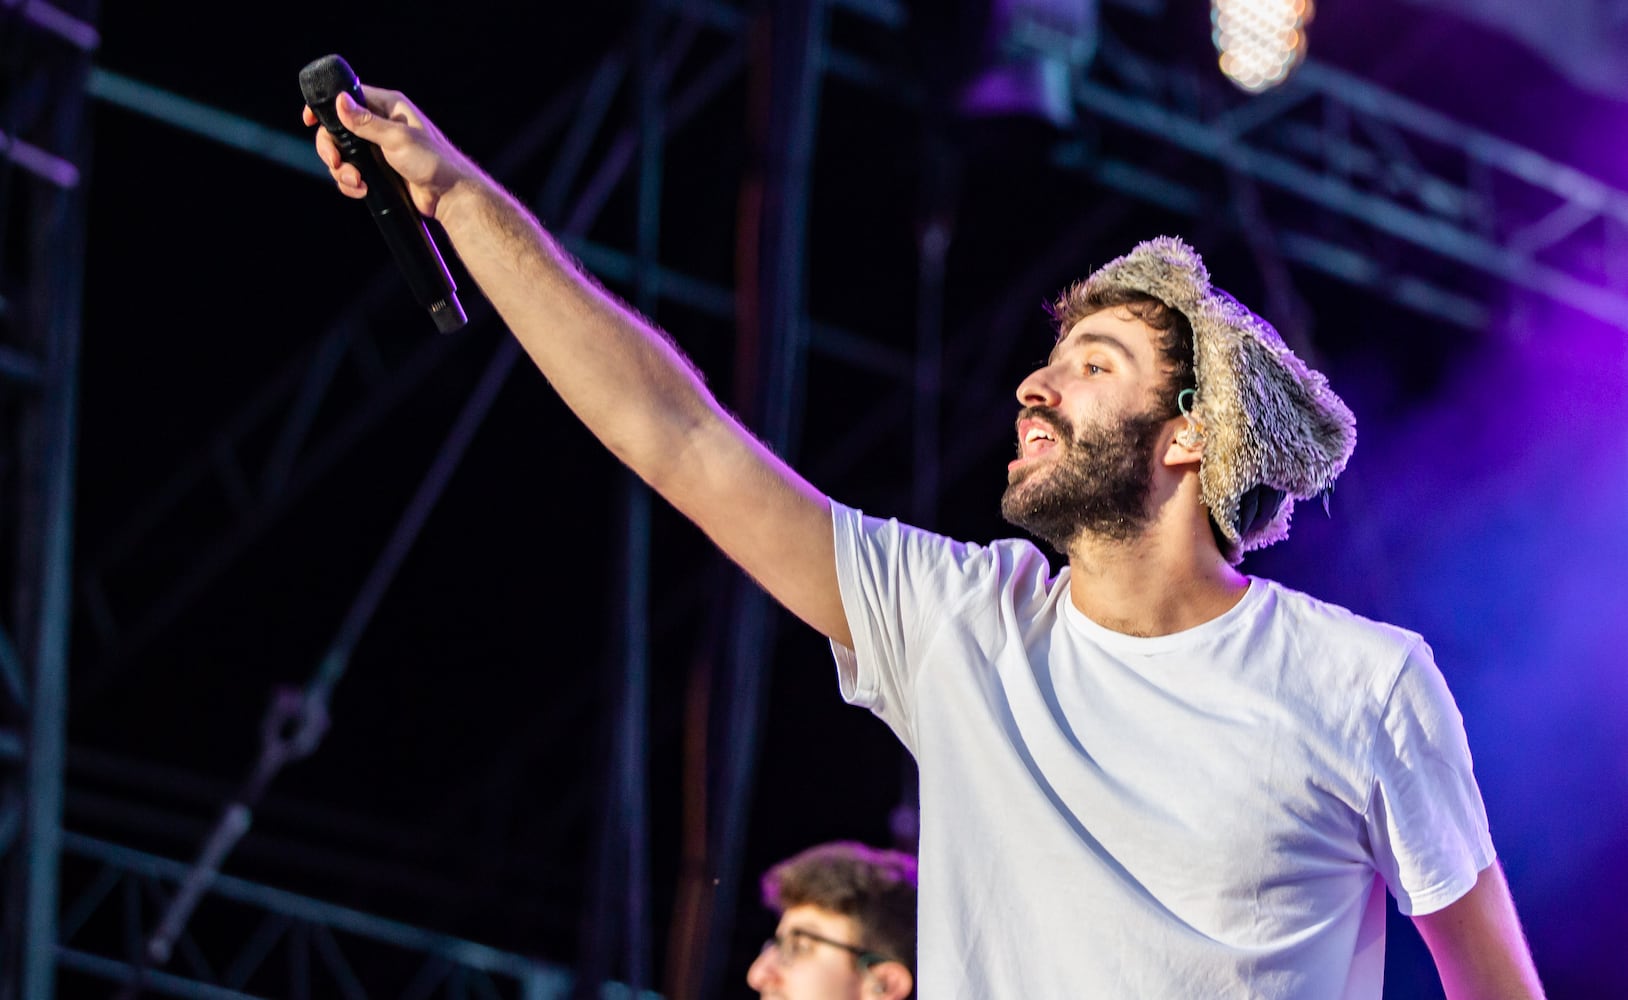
[1047,330,1136,367]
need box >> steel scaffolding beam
[0,4,98,999]
[700,2,828,994]
[576,2,672,995]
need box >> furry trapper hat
[1075,236,1356,561]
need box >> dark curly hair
[760,841,918,982]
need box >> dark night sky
[41,0,1628,996]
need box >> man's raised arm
[304,86,852,648]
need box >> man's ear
[1162,414,1204,467]
[866,960,913,1000]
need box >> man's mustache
[1016,405,1072,444]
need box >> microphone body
[300,54,467,333]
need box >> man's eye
[1086,364,1104,375]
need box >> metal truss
[1,2,98,999]
[1071,29,1628,333]
[52,831,652,1000]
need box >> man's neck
[1065,526,1249,637]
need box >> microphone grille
[299,54,360,106]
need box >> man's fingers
[331,159,366,197]
[310,125,366,196]
[313,127,341,170]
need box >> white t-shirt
[828,503,1494,999]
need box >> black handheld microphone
[299,54,467,333]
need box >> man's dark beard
[1000,404,1171,552]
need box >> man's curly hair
[761,841,918,980]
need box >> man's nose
[1016,366,1060,407]
[746,949,776,992]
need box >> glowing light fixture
[1211,0,1313,94]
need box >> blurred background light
[1212,0,1314,93]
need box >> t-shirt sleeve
[1364,642,1497,915]
[827,501,1008,754]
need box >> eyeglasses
[760,927,890,970]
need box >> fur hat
[1078,236,1356,560]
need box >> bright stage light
[1211,0,1313,94]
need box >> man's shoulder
[1250,578,1435,723]
[837,502,1059,581]
[1255,577,1426,660]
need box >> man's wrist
[433,174,490,236]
